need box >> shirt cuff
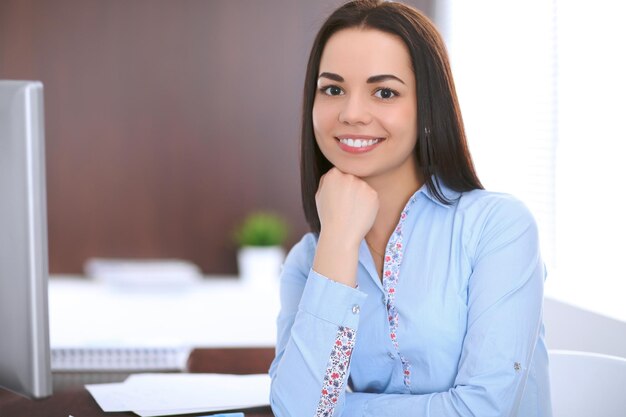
[299,269,368,329]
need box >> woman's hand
[316,167,379,246]
[313,167,379,287]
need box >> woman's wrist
[312,231,361,287]
[318,229,362,252]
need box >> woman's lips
[335,137,385,153]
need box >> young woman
[269,1,551,416]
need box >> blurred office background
[0,0,432,276]
[0,0,624,318]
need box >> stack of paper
[86,373,271,416]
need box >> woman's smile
[335,135,386,153]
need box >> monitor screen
[0,80,52,398]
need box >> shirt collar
[415,176,462,209]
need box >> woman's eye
[321,86,343,96]
[375,88,398,99]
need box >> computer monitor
[0,80,52,398]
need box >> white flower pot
[237,246,285,286]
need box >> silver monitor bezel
[0,80,52,398]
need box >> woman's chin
[330,164,374,179]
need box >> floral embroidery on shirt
[382,196,417,387]
[315,326,356,417]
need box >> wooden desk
[187,347,275,375]
[0,388,274,417]
[0,347,276,417]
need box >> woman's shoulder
[283,232,318,270]
[456,189,544,281]
[456,188,537,227]
[458,188,532,213]
[293,232,318,249]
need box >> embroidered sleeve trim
[315,326,356,417]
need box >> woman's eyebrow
[318,72,344,82]
[367,74,405,85]
[318,72,405,85]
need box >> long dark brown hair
[301,0,483,233]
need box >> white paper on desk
[85,382,140,411]
[130,373,271,417]
[86,373,270,415]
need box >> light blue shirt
[269,183,552,417]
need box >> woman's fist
[315,167,379,247]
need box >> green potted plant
[233,211,289,285]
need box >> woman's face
[313,28,418,182]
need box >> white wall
[544,297,626,358]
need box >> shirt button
[388,352,395,360]
[351,305,360,314]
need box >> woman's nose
[338,94,372,125]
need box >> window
[437,0,626,321]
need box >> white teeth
[339,138,380,148]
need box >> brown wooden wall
[0,0,434,275]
